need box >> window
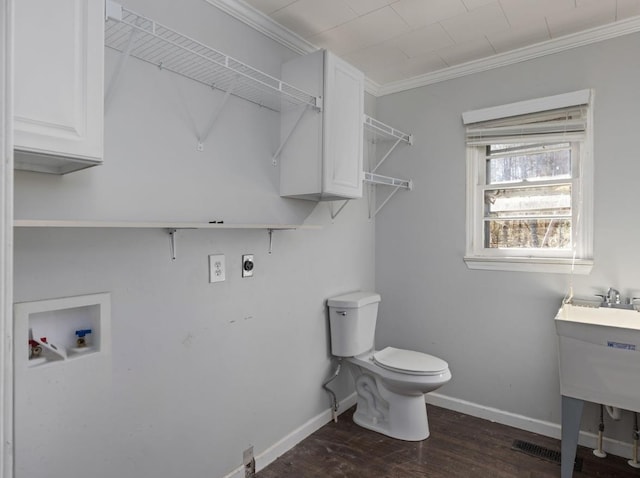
[463,90,594,274]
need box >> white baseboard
[220,393,358,478]
[425,392,635,460]
[221,390,636,478]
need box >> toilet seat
[373,347,448,376]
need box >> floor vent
[511,439,583,472]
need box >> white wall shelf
[104,1,320,114]
[362,115,413,218]
[14,220,321,259]
[14,219,318,230]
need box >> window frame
[463,91,594,274]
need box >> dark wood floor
[257,405,640,478]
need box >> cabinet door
[279,50,324,199]
[322,52,364,199]
[14,0,104,173]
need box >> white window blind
[462,89,594,274]
[464,105,588,145]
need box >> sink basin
[555,303,640,412]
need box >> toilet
[327,291,451,441]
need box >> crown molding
[204,0,317,56]
[364,77,382,97]
[205,0,640,98]
[205,0,387,96]
[377,15,640,97]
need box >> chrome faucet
[596,287,620,306]
[595,287,636,309]
[607,287,621,305]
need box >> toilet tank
[327,292,381,357]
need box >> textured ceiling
[242,0,640,86]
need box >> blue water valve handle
[75,329,92,338]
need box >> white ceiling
[241,0,640,88]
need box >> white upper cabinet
[14,0,104,174]
[279,50,364,201]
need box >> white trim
[364,77,382,98]
[203,0,317,56]
[463,256,593,274]
[425,392,635,460]
[462,90,591,125]
[203,1,640,98]
[220,393,357,478]
[377,16,640,96]
[0,0,13,477]
[202,0,391,98]
[464,91,594,273]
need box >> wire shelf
[105,3,319,113]
[364,172,412,190]
[364,115,413,144]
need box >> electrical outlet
[243,446,255,478]
[209,254,226,283]
[242,254,254,278]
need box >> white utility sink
[555,303,640,413]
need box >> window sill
[463,256,593,274]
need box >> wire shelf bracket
[329,200,351,221]
[199,78,237,151]
[104,20,139,112]
[183,76,239,152]
[328,116,414,221]
[363,115,414,219]
[271,104,313,166]
[364,114,413,172]
[365,172,412,218]
[104,1,321,114]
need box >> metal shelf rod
[105,1,320,113]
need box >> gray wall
[14,0,640,472]
[375,32,640,443]
[13,1,374,477]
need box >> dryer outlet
[242,254,254,278]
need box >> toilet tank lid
[328,292,381,308]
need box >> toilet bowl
[327,292,451,442]
[347,347,451,441]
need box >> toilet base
[351,372,430,441]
